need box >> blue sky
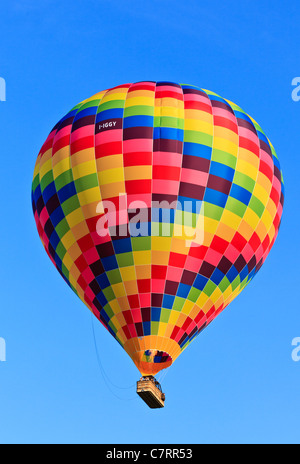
[0,0,299,444]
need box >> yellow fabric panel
[98,168,125,185]
[133,251,151,265]
[120,266,136,281]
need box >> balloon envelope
[32,82,284,376]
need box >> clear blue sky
[0,0,299,444]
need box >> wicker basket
[136,378,165,409]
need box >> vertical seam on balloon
[150,82,168,358]
[151,83,168,356]
[150,81,158,355]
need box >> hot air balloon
[32,82,284,408]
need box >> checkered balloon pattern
[32,82,284,376]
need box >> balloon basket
[136,376,165,409]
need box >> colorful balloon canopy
[32,82,284,376]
